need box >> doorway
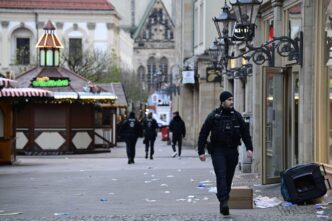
[262,66,299,184]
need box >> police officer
[142,112,159,160]
[120,112,142,164]
[198,91,253,216]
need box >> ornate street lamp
[213,1,237,39]
[230,0,262,25]
[208,0,303,76]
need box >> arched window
[0,109,4,137]
[147,57,156,90]
[11,28,33,65]
[159,57,168,83]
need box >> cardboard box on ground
[229,186,253,209]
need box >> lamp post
[209,0,303,79]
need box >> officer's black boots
[220,201,230,216]
[145,152,148,159]
[150,155,153,160]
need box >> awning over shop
[0,88,53,97]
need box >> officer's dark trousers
[171,134,182,156]
[211,147,239,203]
[145,137,156,156]
[125,138,137,161]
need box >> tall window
[159,57,168,83]
[16,38,30,65]
[147,57,156,91]
[69,38,82,65]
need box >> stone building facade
[132,0,176,93]
[173,0,332,184]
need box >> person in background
[169,111,186,158]
[197,91,253,216]
[142,112,159,160]
[119,112,142,164]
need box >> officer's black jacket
[197,107,253,155]
[119,117,142,139]
[169,116,186,137]
[142,117,159,139]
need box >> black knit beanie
[219,91,233,103]
[129,112,135,118]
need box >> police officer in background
[169,111,186,158]
[198,91,253,216]
[120,112,142,164]
[142,112,159,160]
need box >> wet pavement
[0,134,331,221]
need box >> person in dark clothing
[142,112,159,160]
[119,112,142,164]
[169,111,186,158]
[197,91,253,216]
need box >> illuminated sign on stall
[31,77,70,87]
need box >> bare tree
[61,45,120,83]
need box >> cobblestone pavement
[0,135,331,221]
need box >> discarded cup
[54,212,70,216]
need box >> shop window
[16,38,30,65]
[0,109,3,137]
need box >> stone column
[223,77,233,92]
[234,47,245,113]
[272,0,283,66]
[252,13,263,173]
[245,76,253,113]
[180,84,193,145]
[107,23,115,50]
[87,22,95,49]
[299,0,314,163]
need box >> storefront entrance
[262,66,300,184]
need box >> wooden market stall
[14,21,118,154]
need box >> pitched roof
[133,0,174,40]
[0,0,114,11]
[15,67,117,101]
[36,21,63,48]
[97,83,127,107]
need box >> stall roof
[15,67,117,102]
[97,83,127,107]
